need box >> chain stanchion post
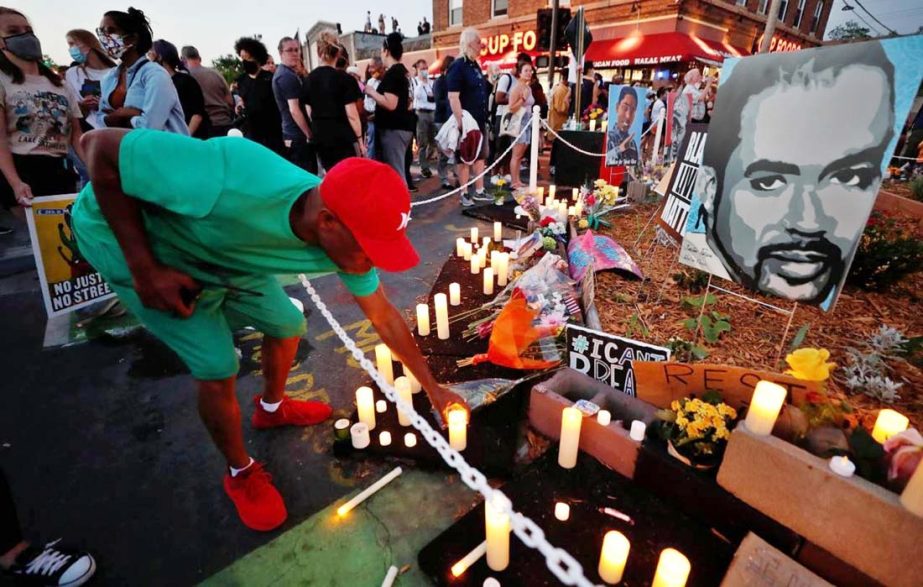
[529,105,540,192]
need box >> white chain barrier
[411,121,532,208]
[298,274,599,587]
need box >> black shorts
[0,154,77,209]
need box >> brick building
[430,0,833,84]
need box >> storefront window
[793,0,806,28]
[449,0,463,27]
[778,0,789,22]
[493,0,508,17]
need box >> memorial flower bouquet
[656,391,738,469]
[491,177,509,205]
[581,105,606,126]
[578,179,628,230]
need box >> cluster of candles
[587,118,609,132]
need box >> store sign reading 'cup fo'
[481,30,538,57]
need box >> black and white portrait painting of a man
[679,37,923,310]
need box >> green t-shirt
[72,129,379,296]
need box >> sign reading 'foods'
[481,30,537,57]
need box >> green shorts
[110,275,306,380]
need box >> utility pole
[759,0,783,53]
[573,7,586,122]
[548,0,559,88]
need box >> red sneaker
[223,462,287,531]
[251,396,333,429]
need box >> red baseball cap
[319,158,419,272]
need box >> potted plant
[656,392,738,470]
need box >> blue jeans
[366,122,377,160]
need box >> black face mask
[242,60,259,75]
[3,32,43,62]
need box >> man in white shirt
[413,61,436,178]
[682,68,713,123]
[364,57,383,160]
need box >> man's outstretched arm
[82,129,199,317]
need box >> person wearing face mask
[63,29,116,131]
[412,61,436,179]
[0,7,85,236]
[234,36,283,154]
[94,8,188,136]
[149,39,209,139]
[365,33,415,184]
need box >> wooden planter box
[528,368,657,479]
[717,426,923,587]
[876,189,923,229]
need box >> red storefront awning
[585,32,748,69]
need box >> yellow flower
[785,348,836,382]
[671,400,681,411]
[578,219,589,229]
[594,179,607,188]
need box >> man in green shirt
[72,128,466,531]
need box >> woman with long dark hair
[149,39,209,138]
[95,7,187,134]
[0,7,84,235]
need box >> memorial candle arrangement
[416,303,430,336]
[744,380,786,436]
[872,408,908,444]
[374,344,394,386]
[395,376,413,426]
[485,497,510,571]
[558,407,583,469]
[449,283,461,306]
[652,548,691,587]
[598,531,630,584]
[356,386,376,430]
[434,293,450,340]
[483,268,494,296]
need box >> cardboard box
[528,368,657,478]
[721,533,831,587]
[717,426,923,587]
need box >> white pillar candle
[652,548,691,587]
[485,496,511,572]
[395,376,413,426]
[568,205,576,217]
[597,410,611,426]
[463,242,472,260]
[448,407,467,451]
[336,466,402,516]
[374,344,394,386]
[379,431,392,446]
[601,119,608,132]
[449,283,461,306]
[470,254,480,275]
[381,566,399,587]
[482,236,490,249]
[451,541,488,578]
[629,420,647,442]
[376,399,387,413]
[496,253,509,287]
[549,184,556,199]
[558,407,583,469]
[744,380,787,436]
[572,188,578,200]
[493,221,502,242]
[470,227,478,244]
[589,118,597,132]
[829,455,855,478]
[554,502,570,521]
[872,409,909,444]
[404,432,417,448]
[434,293,450,340]
[537,185,545,201]
[900,462,923,517]
[406,368,422,394]
[484,578,500,587]
[456,237,466,257]
[356,386,376,431]
[479,248,488,269]
[575,201,584,216]
[416,303,430,336]
[490,250,498,273]
[350,422,370,449]
[483,268,494,296]
[599,531,630,584]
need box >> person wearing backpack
[489,66,513,184]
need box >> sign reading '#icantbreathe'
[565,324,671,397]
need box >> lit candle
[456,237,465,257]
[554,502,570,521]
[829,455,855,478]
[490,250,498,273]
[350,422,370,449]
[483,268,494,296]
[449,282,461,306]
[589,118,597,132]
[356,386,376,430]
[470,227,478,244]
[485,496,510,571]
[558,407,583,469]
[374,344,394,386]
[872,409,909,444]
[395,376,413,426]
[416,303,430,336]
[463,242,472,260]
[448,406,467,451]
[451,541,487,578]
[744,380,787,436]
[597,410,611,426]
[493,221,502,242]
[599,531,630,584]
[900,462,923,517]
[496,253,509,287]
[334,418,351,441]
[404,433,417,448]
[652,548,691,587]
[568,205,576,217]
[336,466,402,517]
[575,201,584,216]
[601,119,608,132]
[376,399,387,413]
[549,184,556,199]
[379,431,392,446]
[630,420,647,442]
[572,188,578,200]
[406,368,422,394]
[479,248,488,269]
[434,293,450,340]
[470,254,480,275]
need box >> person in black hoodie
[234,36,283,154]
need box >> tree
[212,54,242,85]
[828,20,873,42]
